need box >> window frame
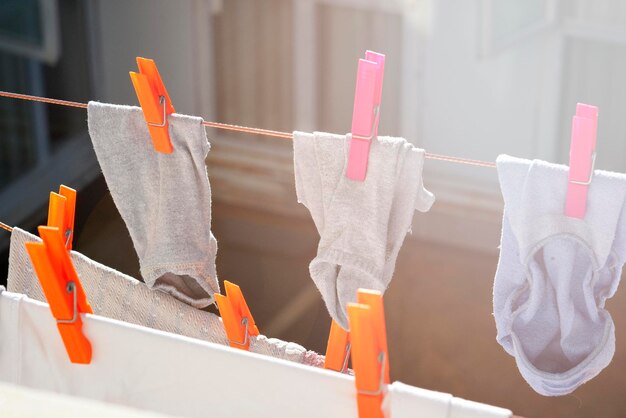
[0,1,101,252]
[0,0,61,65]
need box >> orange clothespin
[214,280,259,351]
[130,57,176,153]
[347,289,390,418]
[324,320,351,372]
[47,185,76,250]
[25,226,93,364]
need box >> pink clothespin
[346,51,385,181]
[565,103,598,219]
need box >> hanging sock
[494,154,626,396]
[87,102,218,308]
[293,131,434,329]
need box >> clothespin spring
[57,281,78,324]
[569,151,596,185]
[64,228,72,247]
[147,96,168,128]
[357,352,387,396]
[340,342,352,373]
[212,297,252,347]
[230,317,252,347]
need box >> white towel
[0,289,356,418]
[382,382,512,418]
[0,290,511,418]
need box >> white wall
[420,0,561,195]
[92,0,214,118]
[421,0,626,195]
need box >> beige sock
[293,131,434,329]
[88,102,218,308]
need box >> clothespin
[130,57,176,153]
[25,226,93,364]
[565,103,599,219]
[324,319,351,372]
[347,289,390,418]
[214,280,259,351]
[346,51,385,181]
[47,185,76,250]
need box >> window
[0,0,92,190]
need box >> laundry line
[0,90,498,170]
[0,89,498,234]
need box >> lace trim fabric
[7,227,328,369]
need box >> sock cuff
[317,248,383,279]
[507,321,615,396]
[309,249,385,329]
[141,261,219,308]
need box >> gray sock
[293,131,434,329]
[87,102,218,307]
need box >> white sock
[293,131,434,329]
[88,102,219,308]
[494,154,626,396]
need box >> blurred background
[2,1,626,417]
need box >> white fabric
[0,290,357,418]
[293,131,434,329]
[382,382,511,418]
[0,381,175,418]
[7,227,326,368]
[382,383,451,418]
[494,154,626,396]
[88,102,218,308]
[0,289,511,417]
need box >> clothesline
[0,90,497,169]
[0,89,498,234]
